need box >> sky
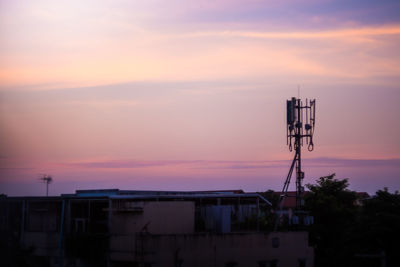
[1,0,400,196]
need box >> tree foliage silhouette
[305,174,400,267]
[305,174,358,267]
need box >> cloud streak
[183,25,400,40]
[65,158,400,170]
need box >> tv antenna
[274,97,316,230]
[39,174,53,197]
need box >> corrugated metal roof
[69,189,246,197]
[3,189,272,206]
[109,193,272,206]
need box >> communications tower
[275,97,316,230]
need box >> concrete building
[0,189,314,267]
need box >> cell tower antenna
[39,174,53,197]
[274,97,316,231]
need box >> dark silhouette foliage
[304,174,400,267]
[305,174,358,267]
[351,188,400,267]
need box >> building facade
[0,189,314,267]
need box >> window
[27,202,59,232]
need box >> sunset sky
[1,0,400,196]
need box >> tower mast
[274,97,315,230]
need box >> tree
[261,189,280,210]
[352,188,400,267]
[305,175,400,267]
[258,190,280,231]
[304,174,358,267]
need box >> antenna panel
[286,99,295,125]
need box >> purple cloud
[64,158,400,170]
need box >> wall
[111,201,195,235]
[24,232,59,257]
[109,231,314,267]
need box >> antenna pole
[295,98,304,210]
[40,175,52,197]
